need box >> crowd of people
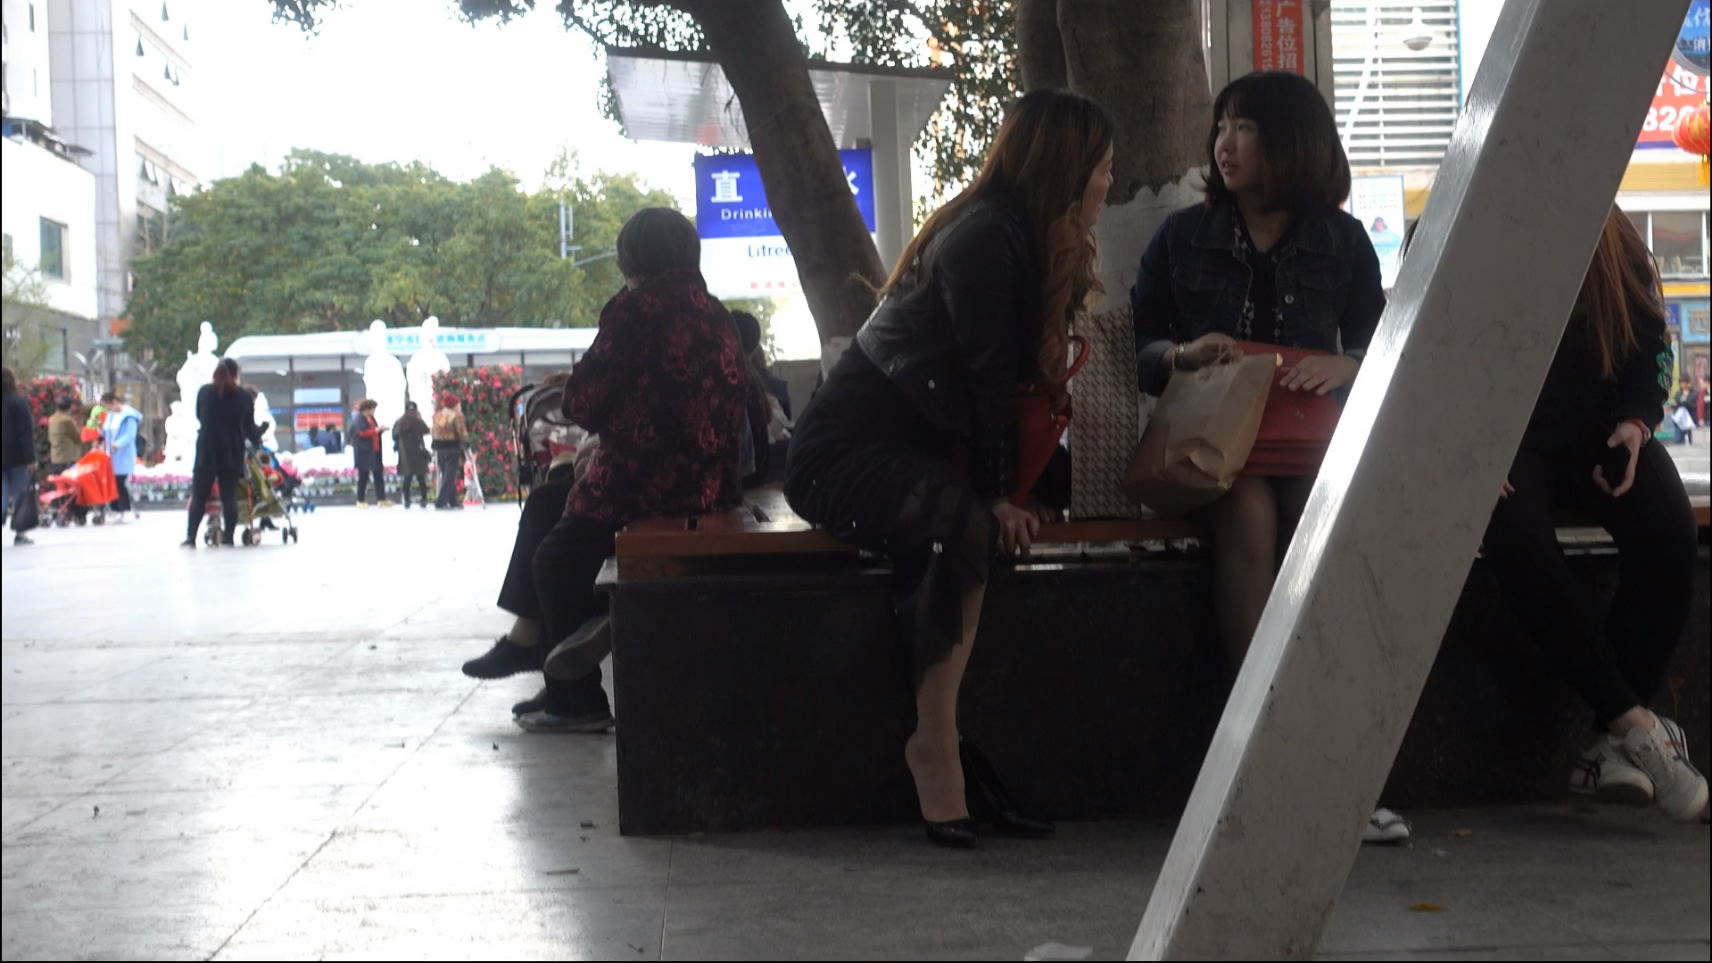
[1,69,1704,844]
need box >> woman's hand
[1281,355,1360,395]
[1592,420,1646,498]
[1172,334,1241,372]
[1500,479,1515,500]
[1026,499,1063,526]
[991,500,1040,557]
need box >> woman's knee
[1210,478,1277,548]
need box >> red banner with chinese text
[1254,0,1306,74]
[1639,61,1711,149]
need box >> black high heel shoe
[961,741,1055,838]
[922,817,978,849]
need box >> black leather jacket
[855,196,1041,499]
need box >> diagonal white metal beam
[1129,1,1694,958]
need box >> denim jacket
[1130,200,1387,395]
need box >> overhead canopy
[606,48,952,149]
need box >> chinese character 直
[711,170,744,204]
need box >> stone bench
[603,491,1711,835]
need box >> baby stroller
[509,382,588,500]
[204,449,300,546]
[41,447,119,527]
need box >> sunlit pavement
[2,500,1707,960]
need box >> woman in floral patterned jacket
[516,206,749,733]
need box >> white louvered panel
[1331,0,1463,167]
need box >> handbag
[1068,305,1148,519]
[1122,353,1278,517]
[1234,341,1344,476]
[1011,336,1089,507]
[10,476,40,533]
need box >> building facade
[3,0,100,376]
[47,0,200,329]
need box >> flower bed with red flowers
[433,365,523,502]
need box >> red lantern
[1672,97,1711,186]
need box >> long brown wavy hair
[880,89,1115,388]
[1576,207,1662,379]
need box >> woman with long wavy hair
[785,90,1115,848]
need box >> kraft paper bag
[1122,353,1279,518]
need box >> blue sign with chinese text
[694,149,876,240]
[1677,0,1710,75]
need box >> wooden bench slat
[616,490,1710,561]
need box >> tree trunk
[686,0,886,345]
[1015,0,1068,90]
[1052,0,1211,307]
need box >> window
[39,218,66,280]
[136,36,145,57]
[1651,211,1708,279]
[1332,0,1464,167]
[2,233,13,264]
[183,24,189,42]
[29,3,36,31]
[40,328,68,372]
[161,2,169,21]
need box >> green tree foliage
[123,149,678,361]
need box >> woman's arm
[1339,227,1387,361]
[936,217,1027,502]
[1131,223,1184,396]
[563,290,656,435]
[1612,296,1673,430]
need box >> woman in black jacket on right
[183,358,263,547]
[1481,208,1704,822]
[785,90,1115,848]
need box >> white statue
[406,315,452,419]
[162,322,220,466]
[361,319,407,467]
[250,388,280,452]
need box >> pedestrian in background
[394,401,432,508]
[432,392,468,510]
[2,367,38,545]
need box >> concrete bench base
[608,548,1710,835]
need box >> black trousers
[1483,441,1698,728]
[497,480,574,619]
[187,462,241,541]
[531,513,621,713]
[435,450,463,507]
[399,470,429,506]
[114,474,132,513]
[356,462,385,504]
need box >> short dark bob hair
[1203,70,1351,215]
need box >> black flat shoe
[923,818,978,849]
[462,637,542,680]
[512,687,547,716]
[962,741,1055,839]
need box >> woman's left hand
[1592,420,1646,498]
[1281,355,1360,395]
[1026,500,1063,526]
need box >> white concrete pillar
[1129,1,1693,959]
[867,78,913,275]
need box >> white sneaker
[1569,737,1654,806]
[1616,715,1709,822]
[1361,807,1411,845]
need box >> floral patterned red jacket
[561,270,747,523]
